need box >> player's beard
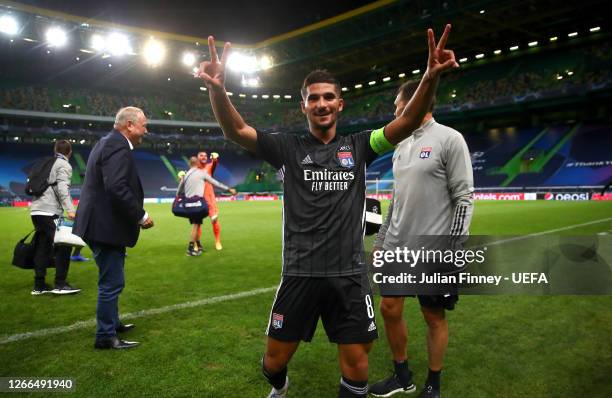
[309,112,337,131]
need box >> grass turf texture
[1,201,611,397]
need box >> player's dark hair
[301,69,341,99]
[398,80,435,112]
[54,139,72,156]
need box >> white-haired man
[74,106,154,350]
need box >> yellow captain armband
[370,127,395,155]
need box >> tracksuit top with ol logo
[256,130,378,277]
[375,118,475,251]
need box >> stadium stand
[1,42,609,130]
[2,119,610,201]
[364,122,612,190]
[0,142,265,198]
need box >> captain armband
[370,127,395,155]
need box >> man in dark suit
[74,106,154,350]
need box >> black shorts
[266,274,378,344]
[189,216,204,225]
[415,294,459,311]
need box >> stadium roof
[9,0,380,44]
[1,0,608,93]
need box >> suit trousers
[88,241,126,339]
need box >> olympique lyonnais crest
[272,313,284,329]
[420,147,432,159]
[337,151,355,168]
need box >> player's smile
[301,82,345,132]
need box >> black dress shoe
[94,336,139,350]
[116,323,135,333]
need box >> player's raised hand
[196,36,231,91]
[426,24,459,78]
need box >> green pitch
[1,201,611,397]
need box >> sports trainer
[197,25,457,398]
[179,154,236,256]
[369,81,474,398]
[73,106,154,350]
[29,139,80,295]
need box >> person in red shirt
[197,151,224,250]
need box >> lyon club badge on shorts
[420,147,432,159]
[272,313,284,329]
[337,151,355,168]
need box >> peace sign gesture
[196,36,231,91]
[426,24,459,78]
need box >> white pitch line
[483,217,612,247]
[0,286,276,345]
[2,217,612,346]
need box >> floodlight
[241,75,260,87]
[106,32,131,56]
[182,52,196,66]
[90,34,106,52]
[228,52,258,73]
[0,15,18,35]
[46,27,67,47]
[259,55,273,70]
[143,39,165,66]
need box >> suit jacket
[73,130,145,248]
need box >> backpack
[25,156,57,197]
